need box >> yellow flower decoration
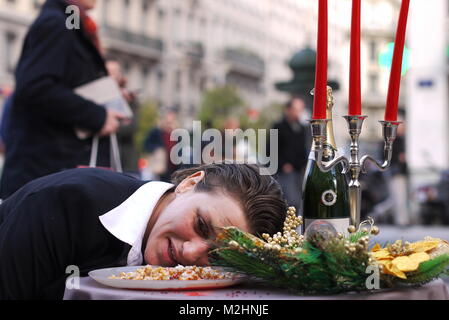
[409,240,440,253]
[370,238,448,279]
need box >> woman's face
[79,0,97,10]
[143,173,250,267]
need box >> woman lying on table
[0,163,287,300]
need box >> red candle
[349,0,362,116]
[385,0,410,122]
[312,0,328,120]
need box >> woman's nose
[182,239,210,266]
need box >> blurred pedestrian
[272,96,310,210]
[144,109,180,182]
[106,59,140,173]
[0,0,128,199]
[389,121,410,226]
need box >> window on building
[369,72,379,93]
[369,40,377,63]
[142,65,149,85]
[156,70,164,100]
[123,0,131,29]
[141,0,150,34]
[175,70,182,91]
[173,8,182,45]
[102,0,110,25]
[157,9,165,39]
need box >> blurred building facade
[1,0,403,132]
[92,0,318,126]
[406,0,449,195]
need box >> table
[64,277,449,300]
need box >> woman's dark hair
[171,163,287,236]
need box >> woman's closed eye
[195,213,210,239]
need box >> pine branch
[210,248,281,280]
[348,231,369,243]
[210,225,449,295]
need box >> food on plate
[109,265,236,281]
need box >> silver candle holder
[310,115,401,227]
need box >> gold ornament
[262,206,304,249]
[371,226,380,235]
[348,225,357,234]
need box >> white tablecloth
[63,277,449,300]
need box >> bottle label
[321,190,337,206]
[303,218,350,235]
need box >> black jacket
[0,168,147,300]
[272,118,310,174]
[0,0,109,199]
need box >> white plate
[89,266,245,291]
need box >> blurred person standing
[106,59,140,173]
[388,121,410,226]
[144,109,179,182]
[0,0,127,199]
[272,96,310,210]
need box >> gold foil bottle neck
[326,86,334,112]
[325,86,337,150]
[309,86,338,153]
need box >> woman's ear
[175,171,205,194]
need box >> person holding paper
[0,0,127,199]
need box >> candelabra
[309,91,401,227]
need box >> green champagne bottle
[302,90,350,235]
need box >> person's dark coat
[0,168,147,300]
[272,118,310,174]
[0,96,12,144]
[0,0,109,199]
[144,127,165,154]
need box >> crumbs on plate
[109,265,236,281]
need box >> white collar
[99,181,175,266]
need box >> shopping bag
[78,133,123,173]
